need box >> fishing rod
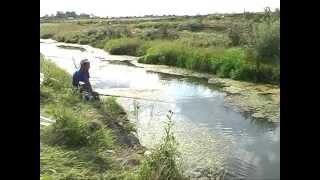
[72,57,79,70]
[97,93,217,103]
[98,93,175,104]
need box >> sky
[40,0,280,17]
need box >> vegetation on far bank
[40,55,186,179]
[40,8,280,84]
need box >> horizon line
[40,8,280,18]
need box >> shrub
[254,20,280,64]
[178,31,230,48]
[257,64,280,83]
[228,27,242,46]
[229,63,279,84]
[140,27,179,40]
[230,64,257,81]
[141,41,246,75]
[55,35,66,42]
[41,33,54,39]
[177,21,205,31]
[142,41,194,66]
[104,38,146,56]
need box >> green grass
[178,31,230,48]
[137,41,279,84]
[41,12,280,84]
[41,107,114,149]
[40,141,114,180]
[40,55,141,179]
[104,38,147,56]
[137,111,186,180]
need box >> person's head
[80,59,90,71]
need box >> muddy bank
[57,45,86,52]
[131,60,280,122]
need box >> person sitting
[72,59,99,100]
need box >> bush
[254,20,280,64]
[104,38,147,56]
[92,38,109,49]
[178,31,230,48]
[230,64,257,81]
[177,21,205,31]
[228,27,242,46]
[140,27,179,40]
[141,41,246,75]
[213,48,245,78]
[229,63,279,84]
[41,33,54,39]
[139,40,280,83]
[257,64,280,83]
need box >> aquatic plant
[138,110,187,180]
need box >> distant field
[40,11,280,84]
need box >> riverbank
[40,54,188,179]
[93,54,279,122]
[129,59,280,122]
[42,39,280,122]
[40,54,145,179]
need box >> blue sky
[40,0,280,17]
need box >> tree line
[41,11,95,19]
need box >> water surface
[40,39,280,179]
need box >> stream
[40,39,280,180]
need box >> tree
[65,11,77,18]
[245,20,279,82]
[254,20,280,64]
[263,7,272,22]
[275,8,280,18]
[79,13,90,18]
[56,11,65,18]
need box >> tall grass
[40,142,114,179]
[178,31,230,48]
[40,23,132,47]
[139,42,243,75]
[40,54,71,90]
[104,38,148,56]
[253,20,280,64]
[138,111,186,180]
[137,41,279,84]
[41,107,114,149]
[40,55,142,179]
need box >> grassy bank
[138,41,279,83]
[40,11,280,84]
[40,55,186,179]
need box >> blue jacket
[72,69,90,87]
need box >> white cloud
[40,0,280,17]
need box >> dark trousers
[74,84,100,101]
